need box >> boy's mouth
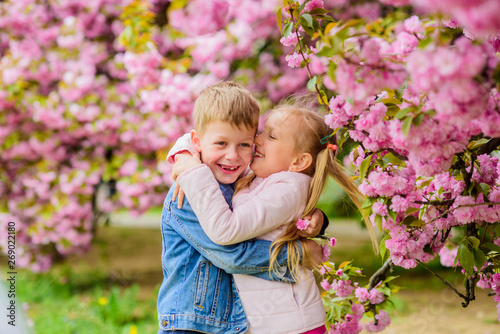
[217,164,240,174]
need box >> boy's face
[192,121,256,184]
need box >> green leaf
[384,152,403,166]
[359,154,372,179]
[388,210,397,222]
[314,14,335,22]
[457,243,474,274]
[300,13,314,28]
[412,113,425,126]
[318,90,328,105]
[469,236,480,249]
[402,215,424,227]
[467,138,490,150]
[382,275,400,284]
[283,21,293,37]
[379,234,390,261]
[394,107,413,120]
[406,207,420,215]
[481,242,500,253]
[309,8,330,15]
[361,196,377,209]
[472,248,486,271]
[401,115,412,136]
[307,76,317,91]
[418,36,432,49]
[395,82,407,101]
[317,44,340,57]
[374,214,383,230]
[477,183,491,195]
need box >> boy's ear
[288,153,313,173]
[191,130,202,153]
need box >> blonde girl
[171,99,375,334]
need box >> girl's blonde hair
[236,97,377,280]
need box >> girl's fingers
[177,188,185,209]
[173,183,180,202]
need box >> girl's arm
[166,133,198,165]
[177,164,309,245]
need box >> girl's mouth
[254,150,264,158]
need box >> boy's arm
[166,133,198,165]
[178,165,307,245]
[167,192,297,283]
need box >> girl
[171,99,375,334]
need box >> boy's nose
[226,147,238,160]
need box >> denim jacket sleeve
[167,197,298,283]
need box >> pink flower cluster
[411,0,500,38]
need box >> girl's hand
[172,153,201,209]
[297,209,324,238]
[172,153,202,180]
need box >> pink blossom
[365,310,391,332]
[355,287,370,302]
[372,201,389,216]
[329,237,337,247]
[321,244,331,262]
[304,0,324,12]
[285,52,303,68]
[321,279,333,291]
[335,279,355,298]
[296,218,311,230]
[369,288,385,304]
[280,33,298,47]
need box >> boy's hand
[172,153,201,209]
[297,209,324,238]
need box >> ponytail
[268,101,378,280]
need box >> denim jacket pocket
[194,261,211,308]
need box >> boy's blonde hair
[235,97,377,280]
[194,81,260,135]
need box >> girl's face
[250,111,302,178]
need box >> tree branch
[288,8,330,111]
[368,259,393,290]
[477,137,500,155]
[416,260,472,307]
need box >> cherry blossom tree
[276,0,500,331]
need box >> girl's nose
[254,133,263,145]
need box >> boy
[158,82,301,334]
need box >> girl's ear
[288,153,313,173]
[191,130,202,152]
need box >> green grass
[9,266,159,334]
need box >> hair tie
[326,144,337,151]
[320,133,334,145]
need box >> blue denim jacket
[157,183,295,333]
